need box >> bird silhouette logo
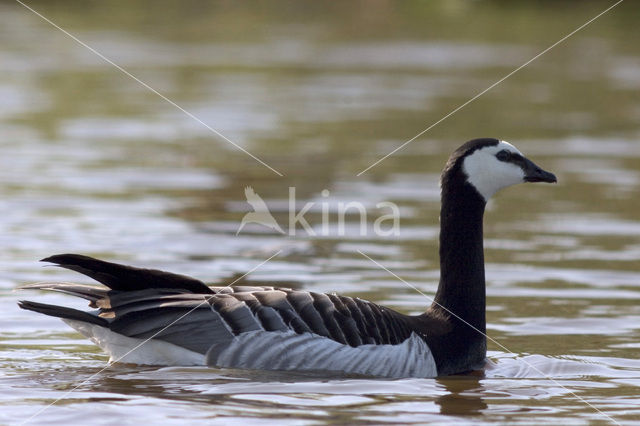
[236,186,285,235]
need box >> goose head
[443,138,557,202]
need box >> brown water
[1,1,639,424]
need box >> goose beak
[522,157,557,183]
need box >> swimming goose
[18,138,556,378]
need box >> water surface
[1,1,639,425]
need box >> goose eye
[496,150,511,162]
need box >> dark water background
[1,1,639,424]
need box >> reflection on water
[1,1,640,425]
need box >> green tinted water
[1,1,639,424]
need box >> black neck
[432,178,487,333]
[422,175,488,375]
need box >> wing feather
[20,256,425,376]
[206,330,437,378]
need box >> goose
[18,138,556,378]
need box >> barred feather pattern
[20,282,438,378]
[207,330,437,378]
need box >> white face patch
[462,140,526,201]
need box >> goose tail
[40,254,213,294]
[17,299,108,327]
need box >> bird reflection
[436,370,487,416]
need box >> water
[1,1,640,424]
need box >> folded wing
[18,254,437,377]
